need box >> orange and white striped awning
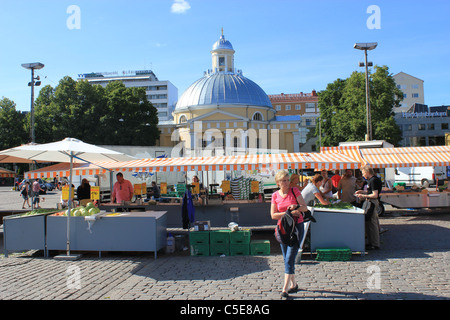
[0,168,15,178]
[322,145,450,168]
[25,151,361,179]
[321,146,366,166]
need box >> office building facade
[78,70,178,121]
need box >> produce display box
[230,243,250,256]
[315,247,352,261]
[250,240,270,255]
[190,243,210,256]
[209,243,230,256]
[189,231,210,245]
[2,211,54,257]
[230,229,251,244]
[210,229,231,244]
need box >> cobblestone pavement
[1,187,449,301]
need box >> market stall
[322,145,450,209]
[24,151,361,228]
[46,210,167,259]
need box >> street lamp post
[21,62,44,143]
[354,43,377,141]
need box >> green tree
[317,65,403,147]
[34,76,159,145]
[0,97,28,149]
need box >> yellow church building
[157,31,302,157]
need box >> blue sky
[1,0,449,112]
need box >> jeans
[280,222,304,274]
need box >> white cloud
[171,0,191,14]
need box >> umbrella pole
[55,152,80,260]
[67,153,73,256]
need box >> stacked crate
[190,228,271,256]
[189,231,210,256]
[230,229,251,256]
[210,230,231,256]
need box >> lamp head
[354,42,378,50]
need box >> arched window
[179,115,187,124]
[252,112,263,121]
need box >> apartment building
[393,72,424,113]
[78,70,178,121]
[268,90,319,151]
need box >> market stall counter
[381,189,450,208]
[152,199,274,228]
[99,201,153,212]
[310,204,365,253]
[3,209,58,257]
[46,210,167,259]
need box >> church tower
[211,28,235,73]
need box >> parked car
[43,181,55,191]
[18,179,47,194]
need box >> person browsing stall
[301,174,330,206]
[355,165,382,250]
[77,178,91,201]
[271,170,308,299]
[148,181,160,199]
[337,169,357,205]
[320,170,333,199]
[111,172,133,204]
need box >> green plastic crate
[210,230,231,244]
[315,247,352,261]
[230,230,251,244]
[189,231,210,245]
[210,243,230,256]
[190,243,210,256]
[250,240,270,255]
[230,243,250,256]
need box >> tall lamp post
[21,62,44,143]
[353,43,377,141]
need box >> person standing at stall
[301,174,330,206]
[331,169,342,190]
[355,165,382,250]
[271,170,308,299]
[77,178,91,201]
[111,172,133,204]
[337,169,357,205]
[320,170,333,199]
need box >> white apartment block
[393,72,424,113]
[78,70,178,121]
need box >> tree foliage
[0,97,28,150]
[317,65,403,147]
[34,76,160,145]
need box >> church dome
[212,35,234,51]
[175,72,273,111]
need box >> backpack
[275,208,300,246]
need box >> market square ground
[0,186,449,300]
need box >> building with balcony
[78,70,178,121]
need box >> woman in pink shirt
[271,170,308,298]
[111,172,134,204]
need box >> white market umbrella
[0,137,136,259]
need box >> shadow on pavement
[287,288,448,300]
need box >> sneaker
[288,285,299,294]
